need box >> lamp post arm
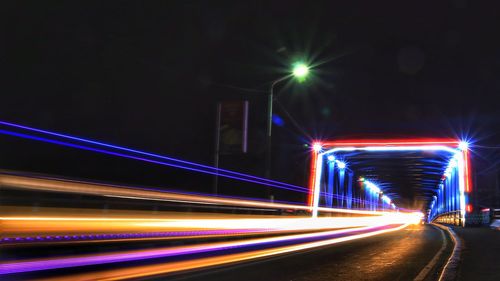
[267,74,292,138]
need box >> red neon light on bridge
[322,138,461,147]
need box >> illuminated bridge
[308,139,471,225]
[0,121,488,281]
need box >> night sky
[1,1,499,207]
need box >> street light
[292,62,310,82]
[264,61,311,200]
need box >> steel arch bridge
[308,138,472,225]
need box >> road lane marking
[413,224,447,281]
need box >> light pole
[265,62,310,201]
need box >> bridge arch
[308,139,471,225]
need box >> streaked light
[1,212,410,242]
[0,223,409,276]
[327,155,335,162]
[0,128,309,194]
[61,224,409,280]
[1,173,394,220]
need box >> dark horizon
[1,1,499,208]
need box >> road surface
[161,224,451,281]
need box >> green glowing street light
[292,62,310,82]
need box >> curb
[434,224,462,281]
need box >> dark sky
[1,1,499,206]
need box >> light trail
[0,173,420,279]
[0,129,310,194]
[0,223,410,276]
[42,224,409,281]
[0,121,311,193]
[0,173,396,216]
[1,208,419,244]
[0,173,420,278]
[0,123,462,280]
[0,123,385,206]
[1,173,417,246]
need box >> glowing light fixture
[459,141,469,151]
[382,195,391,205]
[364,180,381,194]
[327,155,335,162]
[292,62,309,81]
[312,142,322,152]
[335,160,346,169]
[466,204,473,213]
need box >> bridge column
[346,171,353,209]
[327,160,335,208]
[338,168,345,208]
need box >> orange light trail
[1,223,410,278]
[0,173,420,279]
[2,207,417,244]
[39,224,409,281]
[0,173,394,216]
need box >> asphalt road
[159,224,450,281]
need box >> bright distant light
[313,143,322,152]
[292,63,309,79]
[459,141,468,150]
[327,155,335,162]
[336,160,346,169]
[365,180,381,194]
[409,212,425,224]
